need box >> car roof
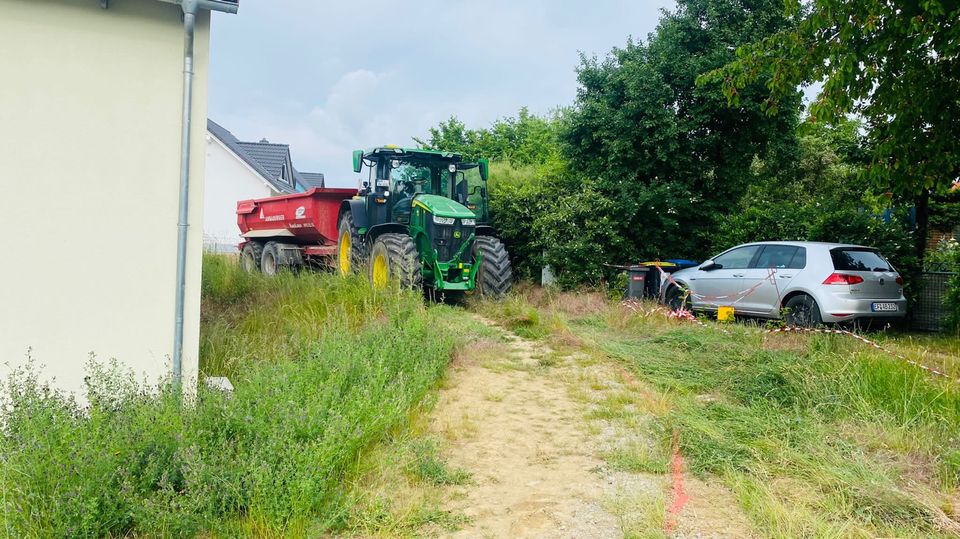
[735,241,873,250]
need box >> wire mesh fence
[912,272,954,331]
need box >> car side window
[753,245,799,269]
[788,247,807,269]
[712,245,761,270]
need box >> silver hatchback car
[664,241,907,326]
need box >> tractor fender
[367,222,409,241]
[475,225,496,236]
[339,199,368,230]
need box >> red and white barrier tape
[765,326,956,382]
[620,300,955,383]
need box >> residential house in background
[204,119,324,251]
[0,0,237,398]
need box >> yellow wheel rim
[372,253,389,289]
[338,232,351,275]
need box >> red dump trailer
[236,187,357,274]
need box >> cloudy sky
[207,0,673,186]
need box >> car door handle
[778,275,793,279]
[732,273,744,278]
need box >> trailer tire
[261,242,284,277]
[473,236,512,298]
[338,212,364,276]
[241,242,264,273]
[369,233,422,290]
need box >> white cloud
[208,0,672,185]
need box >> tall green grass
[0,255,458,537]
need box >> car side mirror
[700,261,722,271]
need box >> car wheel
[784,294,823,328]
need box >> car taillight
[895,276,903,285]
[823,273,864,285]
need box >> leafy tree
[703,0,960,257]
[414,107,563,165]
[716,121,916,273]
[563,0,802,261]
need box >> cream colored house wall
[203,134,275,252]
[0,0,211,397]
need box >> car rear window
[830,248,892,271]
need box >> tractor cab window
[389,162,431,198]
[389,162,431,223]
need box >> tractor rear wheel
[369,234,422,289]
[240,242,263,273]
[338,212,364,275]
[473,236,512,298]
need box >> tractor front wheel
[369,234,422,289]
[473,236,512,298]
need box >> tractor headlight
[461,218,476,226]
[433,216,455,225]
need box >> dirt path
[424,316,757,539]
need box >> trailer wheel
[473,236,512,298]
[261,242,282,277]
[241,242,263,273]
[369,234,422,289]
[338,213,364,275]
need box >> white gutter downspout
[172,0,237,395]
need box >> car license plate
[871,302,899,312]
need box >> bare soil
[424,316,756,538]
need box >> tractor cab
[353,147,490,226]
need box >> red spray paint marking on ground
[665,429,689,534]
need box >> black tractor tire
[261,241,282,277]
[369,233,422,289]
[240,242,263,273]
[338,212,365,275]
[784,294,823,328]
[473,236,512,298]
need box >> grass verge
[0,254,462,537]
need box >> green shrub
[0,257,458,537]
[925,238,960,332]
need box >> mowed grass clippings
[473,290,960,538]
[0,254,461,538]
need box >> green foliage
[704,0,960,198]
[414,107,564,166]
[926,238,960,332]
[418,0,805,288]
[715,120,916,272]
[0,256,458,537]
[562,0,802,261]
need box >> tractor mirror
[352,150,363,173]
[479,158,489,181]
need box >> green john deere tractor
[336,146,512,297]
